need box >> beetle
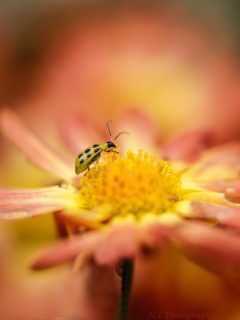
[75,120,129,175]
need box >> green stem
[118,259,134,320]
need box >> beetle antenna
[114,131,130,141]
[106,120,113,140]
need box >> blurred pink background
[1,1,240,319]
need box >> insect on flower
[75,120,129,175]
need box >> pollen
[78,150,182,220]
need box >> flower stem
[118,259,134,320]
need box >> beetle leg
[107,148,119,154]
[94,158,99,167]
[91,152,101,168]
[84,166,90,176]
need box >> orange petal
[0,108,74,181]
[0,186,77,221]
[172,221,240,277]
[162,130,213,162]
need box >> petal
[172,221,240,277]
[55,210,104,232]
[32,214,183,270]
[0,186,78,221]
[32,232,102,269]
[116,108,160,155]
[138,213,182,247]
[32,220,139,269]
[182,191,240,209]
[58,113,106,156]
[181,142,240,181]
[162,130,213,162]
[94,218,138,264]
[175,200,240,229]
[91,214,182,264]
[181,180,240,197]
[0,108,74,181]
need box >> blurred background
[1,0,240,319]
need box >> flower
[1,107,240,284]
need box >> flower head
[1,108,240,281]
[78,150,181,220]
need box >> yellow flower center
[78,150,181,220]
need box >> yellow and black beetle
[75,121,129,175]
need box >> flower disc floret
[78,150,182,219]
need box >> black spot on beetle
[85,149,91,154]
[94,148,100,153]
[80,159,84,164]
[87,154,91,158]
[79,153,83,158]
[93,144,99,147]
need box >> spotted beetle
[75,121,129,175]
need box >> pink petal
[139,222,179,248]
[116,108,160,155]
[0,186,76,221]
[32,218,180,270]
[93,222,138,264]
[0,108,74,181]
[172,221,240,276]
[181,142,240,180]
[32,232,101,270]
[162,130,213,162]
[182,190,240,209]
[182,180,240,197]
[58,108,159,159]
[58,113,106,156]
[178,200,240,229]
[32,221,139,269]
